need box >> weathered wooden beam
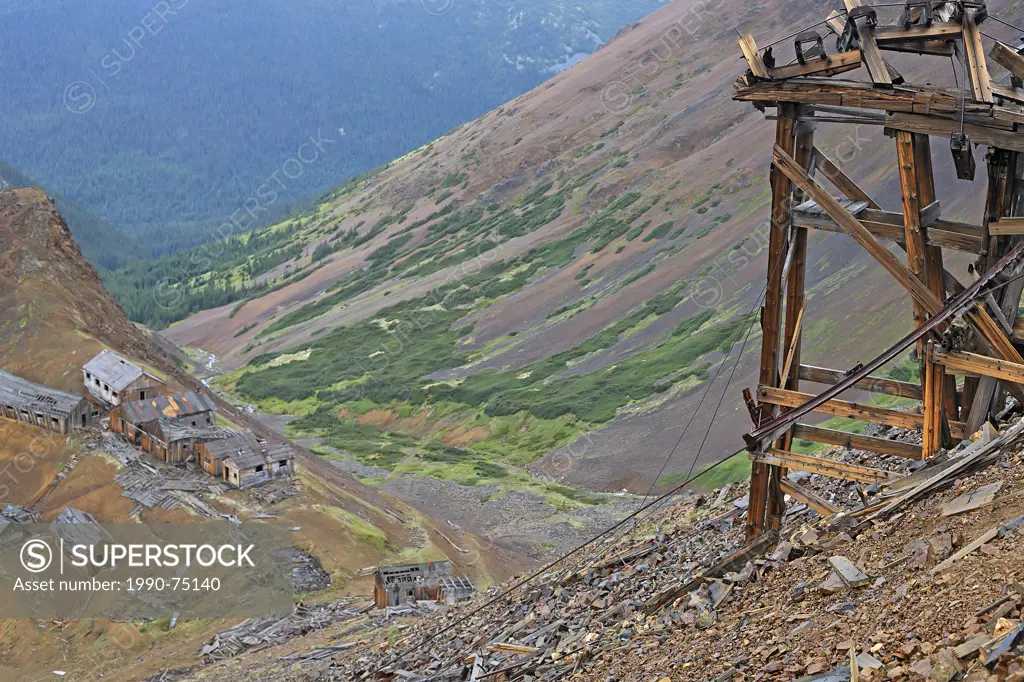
[934,348,1024,384]
[766,51,862,80]
[989,42,1024,82]
[780,478,842,517]
[738,34,768,78]
[962,10,994,104]
[754,448,901,484]
[792,423,923,459]
[780,304,805,388]
[874,23,962,43]
[735,80,993,117]
[792,209,982,252]
[773,114,816,526]
[913,133,957,424]
[844,0,892,85]
[748,106,798,541]
[758,385,967,438]
[811,147,880,209]
[989,217,1024,235]
[884,113,1024,152]
[798,364,923,400]
[896,130,930,349]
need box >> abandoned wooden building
[0,369,94,433]
[373,561,474,608]
[110,392,217,461]
[734,2,1024,539]
[82,350,166,407]
[196,430,296,489]
[157,417,234,464]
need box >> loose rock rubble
[151,419,1024,682]
[243,419,1023,682]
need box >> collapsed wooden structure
[0,369,95,433]
[737,1,1024,538]
[373,561,474,609]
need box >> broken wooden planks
[779,478,842,517]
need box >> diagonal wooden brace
[773,145,1024,404]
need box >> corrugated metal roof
[205,431,297,470]
[0,369,87,419]
[82,350,145,391]
[157,417,233,443]
[119,392,216,425]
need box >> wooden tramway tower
[736,1,1024,539]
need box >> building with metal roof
[82,350,166,406]
[0,369,93,433]
[115,392,216,427]
[197,430,296,489]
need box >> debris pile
[241,419,1024,682]
[199,601,374,662]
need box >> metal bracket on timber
[735,5,1024,539]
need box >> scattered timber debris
[199,601,374,662]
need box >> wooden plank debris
[929,526,1000,575]
[780,478,842,517]
[941,482,1003,516]
[644,531,778,613]
[861,417,1024,526]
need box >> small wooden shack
[0,369,93,433]
[197,431,296,489]
[110,392,217,460]
[373,561,474,608]
[82,350,166,406]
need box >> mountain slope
[0,160,138,271]
[0,0,668,254]
[0,187,537,681]
[157,0,1022,503]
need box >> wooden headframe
[734,7,1024,538]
